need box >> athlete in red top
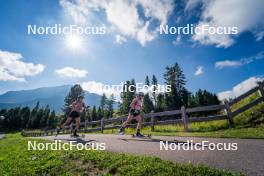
[119,92,144,137]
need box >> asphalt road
[39,134,264,176]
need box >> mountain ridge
[0,85,102,113]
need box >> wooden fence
[22,82,264,137]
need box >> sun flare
[65,34,83,50]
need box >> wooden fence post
[150,110,155,132]
[181,106,188,132]
[258,82,264,101]
[224,100,234,128]
[101,118,104,133]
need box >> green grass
[0,133,242,176]
[103,124,264,139]
[101,92,264,139]
[231,92,264,126]
[176,125,264,138]
[102,119,230,135]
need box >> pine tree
[97,107,103,120]
[100,93,108,118]
[40,105,50,127]
[143,94,154,113]
[191,89,220,106]
[85,108,91,121]
[0,109,7,127]
[100,93,107,110]
[145,76,150,86]
[119,79,136,114]
[143,76,154,113]
[47,110,56,128]
[20,107,30,128]
[106,94,115,118]
[164,63,189,110]
[80,110,86,122]
[35,109,44,128]
[151,75,158,108]
[10,107,21,129]
[91,106,97,121]
[63,84,85,115]
[28,102,40,128]
[156,94,165,112]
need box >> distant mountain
[0,85,102,113]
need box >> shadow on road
[54,137,97,144]
[118,137,206,147]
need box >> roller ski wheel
[131,134,151,138]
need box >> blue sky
[0,0,264,100]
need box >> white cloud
[194,66,204,76]
[215,60,242,69]
[55,67,87,79]
[192,22,235,48]
[59,0,174,46]
[215,51,264,69]
[115,35,127,44]
[217,76,264,100]
[256,31,264,41]
[191,0,264,47]
[185,0,201,12]
[60,0,91,24]
[137,0,173,25]
[0,50,44,82]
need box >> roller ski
[131,133,151,139]
[131,133,152,139]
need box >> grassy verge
[102,123,264,139]
[0,133,242,176]
[102,99,264,139]
[150,125,264,139]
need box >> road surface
[38,134,264,176]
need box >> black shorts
[129,109,140,117]
[69,111,80,118]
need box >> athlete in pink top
[58,95,86,137]
[119,92,144,137]
[71,100,85,113]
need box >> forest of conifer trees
[0,62,220,130]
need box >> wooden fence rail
[22,82,264,137]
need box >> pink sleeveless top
[133,98,142,110]
[72,101,84,112]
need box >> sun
[65,34,83,50]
